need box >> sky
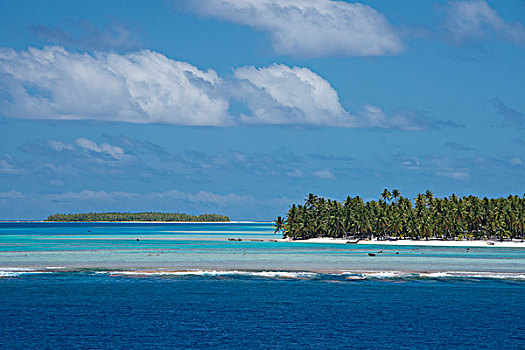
[0,0,524,220]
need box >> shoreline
[277,237,525,248]
[27,234,525,247]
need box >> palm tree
[305,193,318,209]
[274,216,285,234]
[392,189,401,204]
[380,189,392,203]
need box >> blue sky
[0,0,524,220]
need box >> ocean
[0,222,524,349]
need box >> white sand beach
[278,237,525,248]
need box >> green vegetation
[276,190,525,241]
[46,212,230,222]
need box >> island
[275,190,525,242]
[46,212,230,222]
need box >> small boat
[487,241,495,245]
[368,253,376,257]
[346,239,360,244]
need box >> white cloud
[287,169,303,178]
[0,46,230,125]
[358,105,450,131]
[0,156,22,174]
[436,171,470,180]
[313,169,335,179]
[47,140,75,151]
[233,64,444,130]
[75,138,125,160]
[234,64,358,126]
[151,189,251,206]
[51,190,138,201]
[445,1,525,45]
[0,47,449,130]
[0,190,24,200]
[183,0,403,57]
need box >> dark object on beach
[136,238,140,241]
[368,253,376,257]
[346,239,360,244]
[395,252,399,254]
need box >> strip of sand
[278,237,525,248]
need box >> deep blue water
[0,273,524,349]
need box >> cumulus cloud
[445,1,525,45]
[233,64,456,130]
[436,171,470,180]
[287,169,303,178]
[0,46,230,125]
[0,47,452,130]
[75,138,125,160]
[0,190,24,200]
[0,156,22,174]
[392,153,472,181]
[233,64,356,126]
[20,138,129,164]
[182,0,403,57]
[357,105,461,131]
[313,169,335,179]
[151,189,252,207]
[47,140,75,151]
[51,190,138,201]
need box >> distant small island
[46,212,230,222]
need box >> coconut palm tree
[274,216,285,234]
[381,189,392,203]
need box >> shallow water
[0,222,524,274]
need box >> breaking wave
[1,267,524,280]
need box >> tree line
[46,212,230,222]
[274,190,525,241]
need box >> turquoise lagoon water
[1,222,524,275]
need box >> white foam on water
[341,271,411,279]
[44,266,67,269]
[103,270,318,279]
[341,270,525,280]
[0,267,35,277]
[417,271,525,279]
[0,267,54,277]
[419,272,453,278]
[362,271,411,278]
